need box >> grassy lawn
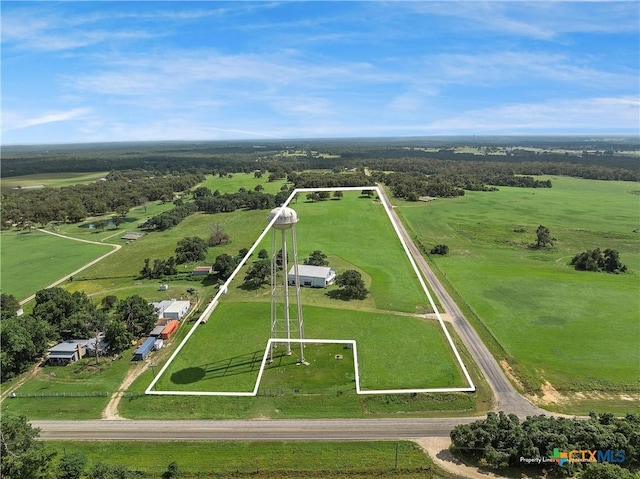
[0,230,113,300]
[157,303,464,393]
[0,171,109,188]
[44,440,450,478]
[197,172,288,194]
[396,176,640,396]
[0,353,133,419]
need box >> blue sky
[2,1,639,144]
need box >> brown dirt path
[415,437,504,479]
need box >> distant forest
[2,136,638,181]
[1,137,638,228]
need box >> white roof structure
[164,300,190,314]
[288,265,333,278]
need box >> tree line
[450,411,639,477]
[1,288,160,382]
[2,414,183,479]
[1,171,204,229]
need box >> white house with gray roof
[288,265,336,288]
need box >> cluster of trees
[534,225,555,249]
[141,202,198,231]
[241,249,271,290]
[212,248,251,281]
[195,189,288,213]
[571,248,627,274]
[381,172,466,200]
[450,412,639,477]
[334,270,368,300]
[287,171,375,189]
[142,189,289,233]
[1,414,183,479]
[430,244,449,255]
[1,171,203,228]
[304,250,329,266]
[139,257,178,279]
[0,288,159,382]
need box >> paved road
[376,185,544,417]
[32,418,477,441]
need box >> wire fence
[11,392,109,398]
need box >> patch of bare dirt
[415,437,503,479]
[537,381,565,404]
[499,360,525,391]
[102,360,148,420]
[0,359,44,402]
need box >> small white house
[288,265,336,288]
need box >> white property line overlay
[146,186,475,396]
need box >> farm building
[151,300,190,321]
[288,265,336,288]
[121,232,145,241]
[192,266,212,276]
[149,325,166,337]
[134,337,155,361]
[47,340,90,365]
[85,334,109,357]
[160,320,179,340]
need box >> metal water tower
[268,206,305,364]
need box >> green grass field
[396,176,640,394]
[0,171,109,189]
[1,353,133,419]
[43,440,451,478]
[153,192,464,398]
[0,230,114,300]
[197,172,288,194]
[157,303,463,393]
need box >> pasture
[44,440,445,478]
[0,171,109,189]
[152,191,468,401]
[1,353,132,419]
[0,230,114,300]
[157,303,464,393]
[197,172,287,194]
[397,176,640,396]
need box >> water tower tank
[268,207,298,230]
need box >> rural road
[32,418,477,441]
[19,229,121,305]
[376,185,545,417]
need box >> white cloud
[2,108,91,132]
[404,2,639,39]
[423,96,640,133]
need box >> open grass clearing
[196,172,287,194]
[156,303,465,393]
[43,440,447,478]
[0,353,133,419]
[0,230,113,300]
[397,176,640,398]
[0,171,109,189]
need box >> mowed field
[0,171,109,189]
[0,231,113,300]
[156,191,466,395]
[397,176,640,394]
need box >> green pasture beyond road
[397,176,640,395]
[0,231,113,300]
[43,440,451,479]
